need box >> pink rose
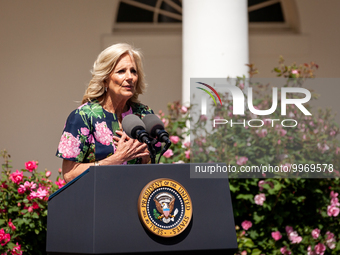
[325,231,336,249]
[55,179,66,189]
[183,141,190,148]
[331,197,340,206]
[24,181,37,190]
[180,106,188,114]
[285,226,293,234]
[0,229,11,246]
[307,245,316,255]
[163,149,174,158]
[292,69,299,74]
[162,118,169,128]
[279,129,287,136]
[286,226,302,244]
[258,180,274,191]
[314,243,326,255]
[11,242,22,255]
[312,228,320,239]
[25,161,38,172]
[18,186,26,194]
[9,170,23,185]
[45,171,51,178]
[290,232,302,244]
[241,220,252,230]
[185,150,190,159]
[327,205,340,217]
[317,143,329,153]
[280,246,291,255]
[254,193,266,206]
[258,180,265,191]
[28,206,33,213]
[32,202,39,210]
[271,231,282,241]
[30,187,48,200]
[169,136,180,144]
[330,191,338,198]
[154,142,162,147]
[236,156,248,166]
[256,129,267,138]
[8,219,16,231]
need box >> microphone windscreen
[122,114,146,139]
[142,114,164,137]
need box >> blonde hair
[82,43,146,104]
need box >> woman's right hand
[107,130,149,164]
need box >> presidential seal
[137,178,193,237]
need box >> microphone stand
[147,140,157,164]
[136,130,157,164]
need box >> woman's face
[107,53,138,101]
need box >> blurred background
[1,0,339,179]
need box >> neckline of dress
[101,104,133,118]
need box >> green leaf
[253,212,264,224]
[35,229,40,235]
[251,248,262,255]
[85,103,105,119]
[236,194,254,201]
[242,237,255,247]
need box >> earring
[105,87,108,93]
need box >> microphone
[142,114,170,143]
[121,114,150,144]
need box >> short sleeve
[56,109,92,162]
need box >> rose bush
[158,100,191,164]
[160,59,340,254]
[0,150,65,255]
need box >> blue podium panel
[47,163,237,254]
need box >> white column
[182,0,249,105]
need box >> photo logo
[194,80,312,129]
[196,82,222,115]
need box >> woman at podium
[56,43,155,183]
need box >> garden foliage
[0,150,65,255]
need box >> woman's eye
[117,69,125,73]
[131,69,137,74]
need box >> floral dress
[56,99,155,164]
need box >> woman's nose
[125,70,133,79]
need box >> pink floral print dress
[56,100,154,164]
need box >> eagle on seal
[154,192,177,223]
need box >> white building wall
[0,0,339,178]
